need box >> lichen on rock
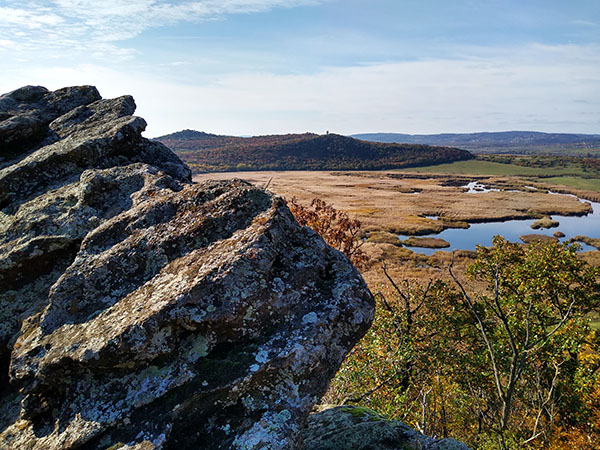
[0,86,375,449]
[302,406,470,450]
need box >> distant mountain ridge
[351,131,600,154]
[155,130,473,173]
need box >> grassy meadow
[396,157,600,192]
[397,159,566,176]
[543,176,600,192]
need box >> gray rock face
[302,406,470,450]
[0,85,192,361]
[0,85,101,158]
[0,86,374,449]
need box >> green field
[399,159,600,192]
[400,159,580,176]
[542,176,600,192]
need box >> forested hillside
[156,130,473,172]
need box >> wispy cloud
[0,6,64,29]
[570,19,597,27]
[0,0,321,56]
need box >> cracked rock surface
[0,85,374,449]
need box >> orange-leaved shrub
[286,197,368,269]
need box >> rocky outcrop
[0,86,191,362]
[302,406,470,450]
[0,86,374,449]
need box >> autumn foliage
[157,130,473,173]
[327,238,600,449]
[286,197,368,269]
[282,193,600,448]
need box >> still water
[399,184,600,255]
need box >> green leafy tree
[326,265,466,437]
[328,237,600,449]
[448,237,599,448]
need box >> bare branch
[449,254,506,405]
[342,374,396,405]
[523,360,563,445]
[374,291,394,313]
[263,177,273,190]
[382,261,409,303]
[526,296,576,352]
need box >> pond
[399,185,600,255]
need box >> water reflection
[400,187,600,255]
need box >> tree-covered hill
[155,130,473,172]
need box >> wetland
[398,182,600,255]
[194,167,600,286]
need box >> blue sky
[1,0,599,137]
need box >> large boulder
[302,406,470,450]
[0,86,374,449]
[0,86,191,362]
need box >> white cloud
[1,43,597,137]
[570,19,597,27]
[0,1,322,52]
[0,39,18,49]
[0,6,64,29]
